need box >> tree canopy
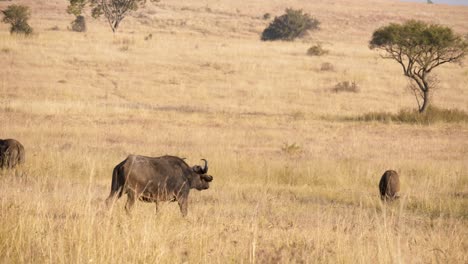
[67,0,87,17]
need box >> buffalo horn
[201,159,208,174]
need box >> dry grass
[351,106,468,124]
[1,0,467,263]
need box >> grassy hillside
[0,0,467,263]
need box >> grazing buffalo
[0,139,25,169]
[379,170,400,201]
[105,155,213,216]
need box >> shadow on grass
[339,106,468,125]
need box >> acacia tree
[370,20,467,113]
[1,5,33,35]
[67,0,156,32]
[90,0,154,32]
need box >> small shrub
[332,81,359,93]
[263,13,271,20]
[261,8,320,41]
[320,62,335,71]
[307,44,328,56]
[71,15,86,32]
[281,142,302,155]
[354,106,468,124]
[49,25,60,31]
[1,5,33,35]
[144,33,152,41]
[114,37,134,51]
[290,111,305,120]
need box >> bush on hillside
[307,44,328,56]
[1,4,33,35]
[332,81,359,93]
[261,8,319,41]
[320,62,335,71]
[71,15,86,32]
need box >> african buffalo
[105,155,213,216]
[0,139,25,169]
[379,170,400,201]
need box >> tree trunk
[113,20,120,32]
[419,90,430,113]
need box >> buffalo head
[191,159,213,190]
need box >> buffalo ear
[192,165,203,174]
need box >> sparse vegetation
[261,8,319,41]
[307,43,328,56]
[332,81,359,93]
[281,142,302,155]
[49,25,60,31]
[370,20,468,113]
[262,12,271,20]
[320,62,335,71]
[144,33,152,40]
[1,4,33,35]
[114,37,134,51]
[353,106,468,124]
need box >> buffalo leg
[125,191,136,214]
[178,198,188,217]
[105,185,122,209]
[105,194,118,209]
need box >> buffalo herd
[1,138,401,216]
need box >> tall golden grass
[1,0,467,263]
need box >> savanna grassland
[1,0,467,263]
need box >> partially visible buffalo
[0,139,25,169]
[379,170,400,201]
[106,155,213,216]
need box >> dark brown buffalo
[105,155,213,216]
[0,139,25,169]
[379,170,400,201]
